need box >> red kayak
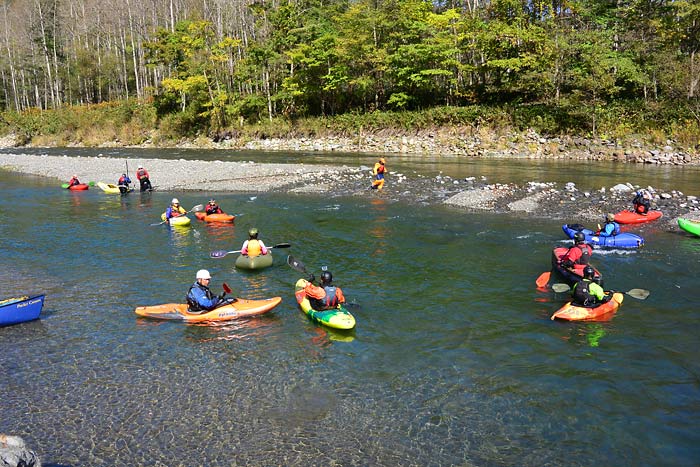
[614,209,662,224]
[194,212,235,223]
[68,183,89,191]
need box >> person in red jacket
[67,175,81,187]
[136,165,153,192]
[560,231,593,268]
[205,199,223,215]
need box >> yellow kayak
[160,213,191,226]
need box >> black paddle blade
[273,243,291,249]
[287,255,306,273]
[210,250,228,258]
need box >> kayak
[294,278,356,330]
[551,247,602,286]
[97,182,131,194]
[0,294,45,326]
[678,218,700,237]
[551,292,624,321]
[134,297,282,322]
[194,212,235,223]
[562,224,644,249]
[68,183,89,191]
[160,213,191,227]
[235,253,273,270]
[614,209,662,224]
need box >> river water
[0,149,698,466]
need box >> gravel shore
[1,152,698,230]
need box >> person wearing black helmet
[560,231,593,269]
[571,265,610,307]
[117,173,132,194]
[303,270,346,311]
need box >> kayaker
[560,231,593,268]
[67,175,81,187]
[117,173,132,194]
[304,270,346,311]
[370,157,387,190]
[205,199,223,215]
[165,198,186,220]
[597,213,620,237]
[571,266,610,307]
[240,228,268,257]
[136,165,153,192]
[632,189,652,214]
[186,269,225,312]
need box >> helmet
[196,269,211,280]
[320,271,333,284]
[606,213,615,222]
[583,265,595,279]
[379,158,386,164]
[138,165,143,169]
[171,198,179,204]
[248,228,258,237]
[573,232,585,243]
[122,173,127,177]
[209,199,216,204]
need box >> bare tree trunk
[2,2,20,110]
[35,0,56,108]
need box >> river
[0,149,698,466]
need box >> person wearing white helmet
[67,174,81,187]
[135,164,153,191]
[165,198,187,220]
[186,269,227,312]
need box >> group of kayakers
[64,164,153,193]
[553,190,654,309]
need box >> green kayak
[294,278,356,330]
[235,253,273,270]
[678,218,700,237]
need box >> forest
[0,0,698,144]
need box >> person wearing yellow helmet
[240,227,268,257]
[370,157,387,190]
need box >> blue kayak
[0,294,45,326]
[562,224,644,249]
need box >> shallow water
[0,156,699,466]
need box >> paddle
[286,255,360,309]
[210,242,291,258]
[551,283,649,299]
[535,271,551,288]
[150,204,204,226]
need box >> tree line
[1,0,698,137]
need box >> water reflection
[368,198,389,256]
[186,315,281,343]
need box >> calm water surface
[0,152,699,466]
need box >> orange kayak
[134,297,281,322]
[194,212,235,223]
[551,293,624,321]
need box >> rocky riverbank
[0,152,697,230]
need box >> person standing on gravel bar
[136,165,153,192]
[371,157,387,190]
[117,173,132,194]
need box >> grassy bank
[1,100,699,152]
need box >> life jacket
[186,283,214,312]
[206,205,221,215]
[572,279,597,307]
[136,169,149,180]
[247,239,262,257]
[310,285,339,310]
[377,164,385,175]
[605,221,620,236]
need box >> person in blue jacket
[598,213,620,237]
[117,173,132,194]
[186,269,225,313]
